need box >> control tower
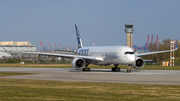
[125,24,134,48]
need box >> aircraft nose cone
[128,55,135,63]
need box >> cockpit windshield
[124,51,135,55]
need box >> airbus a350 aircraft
[7,24,178,73]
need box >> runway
[0,67,180,85]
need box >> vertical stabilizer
[75,24,83,48]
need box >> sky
[0,0,180,50]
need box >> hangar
[0,41,37,59]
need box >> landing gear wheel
[112,64,120,72]
[112,67,120,71]
[127,69,131,73]
[82,62,91,72]
[82,68,90,71]
[127,65,131,73]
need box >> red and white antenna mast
[170,40,175,66]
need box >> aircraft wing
[136,44,178,56]
[9,51,104,62]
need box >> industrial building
[0,41,76,63]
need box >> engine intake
[71,58,86,69]
[132,57,145,69]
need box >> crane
[150,35,153,44]
[150,35,153,50]
[156,35,158,47]
[66,45,69,51]
[47,42,51,51]
[60,43,63,50]
[40,41,43,51]
[159,39,161,44]
[54,42,57,50]
[69,45,72,51]
[146,35,149,51]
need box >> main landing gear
[127,65,131,73]
[82,62,91,71]
[82,68,90,71]
[112,65,120,71]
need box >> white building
[0,41,37,58]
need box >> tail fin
[175,44,178,50]
[75,24,83,48]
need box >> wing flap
[10,51,103,62]
[75,55,103,61]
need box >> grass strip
[0,63,180,70]
[0,79,179,101]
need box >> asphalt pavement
[0,67,180,85]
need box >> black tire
[112,68,120,72]
[82,68,90,71]
[127,69,131,73]
[116,68,120,71]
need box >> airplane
[4,24,178,73]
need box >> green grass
[0,63,180,70]
[89,65,180,70]
[0,71,180,100]
[0,79,179,101]
[141,65,180,70]
[0,64,72,68]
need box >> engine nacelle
[132,57,145,69]
[71,58,86,69]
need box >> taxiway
[0,67,180,85]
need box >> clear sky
[0,0,180,49]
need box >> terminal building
[0,41,37,58]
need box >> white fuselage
[77,46,135,65]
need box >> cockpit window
[124,51,135,55]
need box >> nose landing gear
[127,65,131,73]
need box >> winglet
[75,24,83,48]
[175,44,178,50]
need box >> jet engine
[132,57,145,69]
[71,58,86,69]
